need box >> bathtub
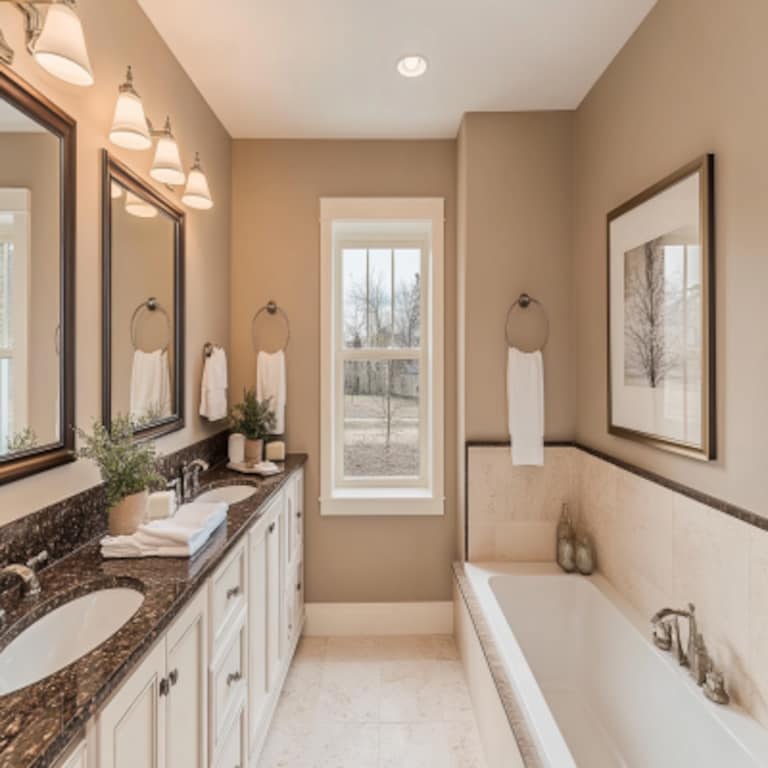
[458,563,768,768]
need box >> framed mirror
[0,66,76,485]
[102,151,185,439]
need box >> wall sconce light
[109,66,151,150]
[0,1,93,87]
[149,116,186,187]
[110,181,123,199]
[182,153,214,210]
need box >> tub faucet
[651,603,710,685]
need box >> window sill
[320,493,445,517]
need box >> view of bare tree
[624,237,678,388]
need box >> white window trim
[320,197,445,517]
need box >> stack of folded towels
[101,501,228,559]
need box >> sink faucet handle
[25,550,49,571]
[652,620,673,651]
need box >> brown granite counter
[0,455,307,768]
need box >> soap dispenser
[556,504,576,573]
[575,531,596,575]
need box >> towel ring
[130,297,171,352]
[251,300,290,353]
[505,293,549,351]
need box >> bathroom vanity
[0,460,305,768]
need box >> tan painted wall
[0,132,60,445]
[572,0,768,520]
[231,140,457,602]
[0,0,231,524]
[460,112,575,442]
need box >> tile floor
[257,635,487,767]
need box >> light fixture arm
[0,0,77,59]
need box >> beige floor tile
[257,635,486,767]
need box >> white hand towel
[256,350,286,434]
[507,347,545,466]
[130,349,171,423]
[200,347,229,421]
[100,501,228,559]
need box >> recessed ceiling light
[397,55,428,78]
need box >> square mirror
[102,151,185,438]
[0,67,75,484]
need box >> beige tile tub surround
[258,635,486,768]
[467,444,768,729]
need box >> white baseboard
[304,601,454,636]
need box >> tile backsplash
[467,444,768,728]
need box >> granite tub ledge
[0,454,306,768]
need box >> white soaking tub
[462,563,768,768]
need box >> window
[0,190,30,454]
[320,198,444,516]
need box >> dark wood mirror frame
[102,151,186,440]
[0,65,76,486]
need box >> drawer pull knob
[169,668,179,686]
[226,586,240,599]
[159,677,170,697]
[268,522,276,534]
[297,511,302,519]
[226,671,242,686]
[296,582,302,591]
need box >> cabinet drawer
[210,540,247,654]
[215,704,245,768]
[210,620,247,756]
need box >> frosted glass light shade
[125,191,157,218]
[33,4,94,87]
[150,118,185,186]
[110,181,124,199]
[110,82,151,150]
[182,155,214,210]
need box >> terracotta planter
[109,490,149,535]
[244,438,264,463]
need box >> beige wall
[460,112,575,441]
[0,0,231,524]
[572,0,768,520]
[231,140,456,602]
[0,131,60,444]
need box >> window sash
[334,238,429,490]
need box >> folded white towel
[256,350,286,434]
[130,349,171,422]
[200,347,228,421]
[101,501,228,559]
[507,347,545,466]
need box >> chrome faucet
[181,459,209,503]
[651,603,710,686]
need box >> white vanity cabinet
[80,467,305,768]
[53,740,87,768]
[96,587,208,768]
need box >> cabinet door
[166,588,207,768]
[54,739,87,768]
[266,496,284,690]
[248,518,269,750]
[97,641,166,768]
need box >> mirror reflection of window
[110,180,176,428]
[0,97,61,458]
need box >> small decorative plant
[230,388,276,463]
[230,387,276,441]
[76,415,164,509]
[8,427,39,453]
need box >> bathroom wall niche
[0,66,76,485]
[102,151,185,439]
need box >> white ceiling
[138,0,656,139]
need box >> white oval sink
[0,587,144,695]
[196,485,256,505]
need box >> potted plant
[230,387,276,463]
[77,416,164,535]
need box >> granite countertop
[0,455,307,768]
